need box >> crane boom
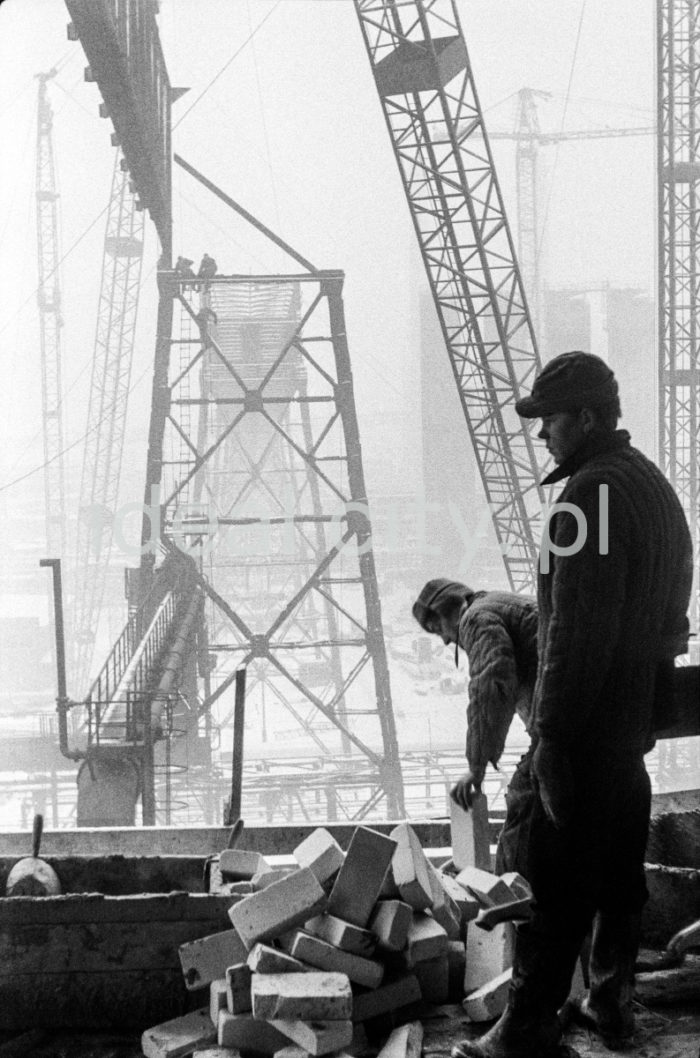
[72,149,145,692]
[354,0,547,590]
[36,70,67,559]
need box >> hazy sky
[0,0,657,599]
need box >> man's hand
[450,768,485,811]
[532,739,574,829]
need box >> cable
[1,358,153,495]
[173,2,282,130]
[0,198,111,340]
[246,0,283,258]
[536,1,587,266]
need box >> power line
[173,2,282,129]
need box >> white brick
[293,828,345,884]
[406,911,448,965]
[290,931,384,989]
[252,867,292,891]
[464,921,515,993]
[225,962,252,1015]
[450,794,491,872]
[305,913,377,958]
[193,1049,240,1058]
[500,872,532,900]
[209,978,228,1024]
[455,866,514,907]
[142,1008,216,1058]
[270,1018,353,1056]
[228,867,327,950]
[219,849,270,880]
[247,943,308,974]
[327,827,396,927]
[439,871,480,926]
[376,1020,424,1058]
[389,823,433,910]
[251,972,352,1022]
[463,967,512,1021]
[369,899,412,951]
[179,930,249,991]
[427,864,461,939]
[218,1012,289,1053]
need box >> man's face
[538,410,587,465]
[426,609,460,646]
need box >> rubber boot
[571,912,640,1049]
[451,914,585,1058]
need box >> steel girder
[658,0,700,655]
[355,0,547,591]
[143,270,404,821]
[72,150,144,693]
[36,72,67,560]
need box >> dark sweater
[533,430,693,760]
[458,590,538,773]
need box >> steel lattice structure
[72,149,145,693]
[138,268,404,820]
[36,70,67,559]
[354,0,547,591]
[658,0,700,654]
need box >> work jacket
[458,591,538,775]
[533,430,693,762]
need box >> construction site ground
[1,1001,698,1058]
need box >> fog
[2,0,693,828]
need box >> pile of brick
[141,816,530,1058]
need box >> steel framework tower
[139,247,404,821]
[354,0,547,592]
[658,0,700,656]
[72,150,145,692]
[36,70,67,559]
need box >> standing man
[412,578,538,871]
[452,352,693,1058]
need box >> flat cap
[515,351,618,418]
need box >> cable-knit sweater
[458,590,538,774]
[533,430,693,760]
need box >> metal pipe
[40,558,84,761]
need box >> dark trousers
[495,748,651,1017]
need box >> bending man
[412,578,538,872]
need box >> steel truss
[354,0,547,591]
[36,71,67,559]
[146,270,404,820]
[72,149,145,692]
[658,0,700,654]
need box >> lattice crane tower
[35,70,67,560]
[72,151,145,693]
[658,0,700,659]
[354,0,547,592]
